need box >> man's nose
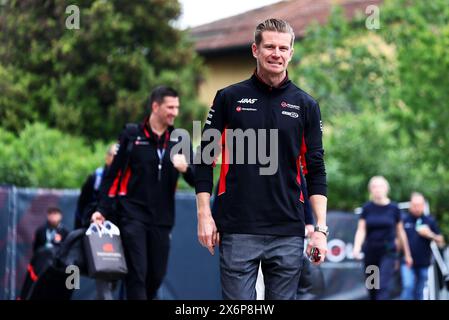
[272,47,281,57]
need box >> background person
[91,86,195,300]
[20,207,68,299]
[400,192,445,300]
[353,176,413,300]
[75,144,117,229]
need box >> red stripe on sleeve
[108,170,121,197]
[300,136,308,175]
[218,126,229,195]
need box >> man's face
[152,96,180,127]
[47,212,62,227]
[252,31,294,76]
[105,145,116,166]
[409,196,425,217]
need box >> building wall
[198,52,256,106]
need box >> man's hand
[91,211,105,224]
[306,231,327,265]
[352,247,363,260]
[172,154,188,173]
[435,235,446,247]
[417,225,445,247]
[197,210,219,255]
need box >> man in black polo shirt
[195,18,328,300]
[400,192,445,300]
[91,86,194,300]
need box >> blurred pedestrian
[400,192,445,300]
[74,143,117,229]
[20,207,68,299]
[353,176,413,300]
[91,85,195,299]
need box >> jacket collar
[142,116,174,140]
[251,69,291,92]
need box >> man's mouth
[268,61,282,66]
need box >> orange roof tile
[190,0,383,53]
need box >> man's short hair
[106,143,117,156]
[254,18,295,47]
[410,191,425,201]
[47,207,62,215]
[147,85,178,111]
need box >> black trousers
[120,218,171,300]
[364,249,396,300]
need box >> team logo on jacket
[236,106,257,112]
[237,98,258,104]
[281,110,299,118]
[135,139,149,145]
[281,101,301,110]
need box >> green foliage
[325,111,417,209]
[292,7,399,120]
[0,65,38,132]
[0,123,109,188]
[0,0,206,141]
[290,0,449,236]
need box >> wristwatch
[314,225,329,237]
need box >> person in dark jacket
[75,143,121,300]
[33,207,69,253]
[195,19,328,300]
[74,144,117,229]
[20,207,69,299]
[91,85,195,300]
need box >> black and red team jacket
[97,120,195,228]
[195,72,327,237]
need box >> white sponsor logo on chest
[281,101,301,111]
[237,98,258,104]
[236,106,257,112]
[281,110,299,118]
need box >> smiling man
[195,19,328,300]
[91,86,195,299]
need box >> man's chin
[266,67,285,75]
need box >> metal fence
[1,185,447,300]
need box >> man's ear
[288,47,294,62]
[251,43,258,59]
[152,101,159,113]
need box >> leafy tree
[324,111,417,209]
[290,0,449,236]
[0,122,109,188]
[0,0,205,140]
[292,6,399,121]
